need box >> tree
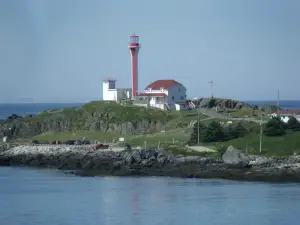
[287,117,300,131]
[189,122,207,145]
[263,117,286,136]
[223,122,247,140]
[232,122,247,138]
[201,121,224,142]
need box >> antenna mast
[208,81,214,98]
[277,90,280,116]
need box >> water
[0,103,84,120]
[0,101,299,120]
[0,167,299,225]
[246,100,300,109]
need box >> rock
[2,144,300,182]
[196,98,255,111]
[7,114,22,120]
[131,149,142,163]
[222,145,250,167]
[0,143,18,152]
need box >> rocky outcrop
[1,145,300,182]
[222,146,250,167]
[195,98,257,110]
[0,119,164,139]
[0,102,167,139]
[0,143,19,153]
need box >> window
[172,96,174,100]
[180,96,184,100]
[156,97,159,101]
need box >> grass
[18,131,120,143]
[80,101,170,123]
[16,122,300,157]
[201,131,300,157]
[166,108,209,129]
[12,100,298,157]
[119,128,190,148]
[21,101,170,122]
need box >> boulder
[222,145,250,167]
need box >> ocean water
[0,100,299,120]
[0,167,299,225]
[0,103,84,120]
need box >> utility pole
[259,114,263,153]
[277,90,280,116]
[197,107,200,145]
[208,81,214,98]
[164,115,166,136]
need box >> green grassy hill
[8,100,297,157]
[4,101,209,140]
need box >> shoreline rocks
[1,144,300,182]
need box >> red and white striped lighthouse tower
[128,34,141,97]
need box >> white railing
[188,101,196,109]
[164,103,171,111]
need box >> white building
[102,79,132,101]
[134,79,192,111]
[270,109,300,123]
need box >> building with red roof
[271,109,300,123]
[135,79,188,111]
[102,35,191,111]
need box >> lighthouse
[128,34,141,97]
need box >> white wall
[144,84,186,104]
[103,81,117,101]
[167,84,187,104]
[175,104,189,111]
[140,83,187,111]
[149,103,165,110]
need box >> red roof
[136,93,166,97]
[278,109,300,115]
[145,80,182,90]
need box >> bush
[263,117,286,136]
[201,121,224,142]
[286,117,300,131]
[189,121,225,144]
[189,122,207,144]
[223,122,247,140]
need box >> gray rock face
[1,145,300,182]
[197,98,254,110]
[0,117,164,139]
[0,143,18,152]
[222,145,250,166]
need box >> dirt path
[185,145,216,153]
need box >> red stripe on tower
[128,34,141,97]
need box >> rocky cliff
[195,98,255,110]
[193,98,279,113]
[0,101,169,139]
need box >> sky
[0,0,299,102]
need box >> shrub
[286,117,300,131]
[189,121,225,144]
[223,122,247,140]
[263,117,286,136]
[189,122,207,144]
[202,121,224,142]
